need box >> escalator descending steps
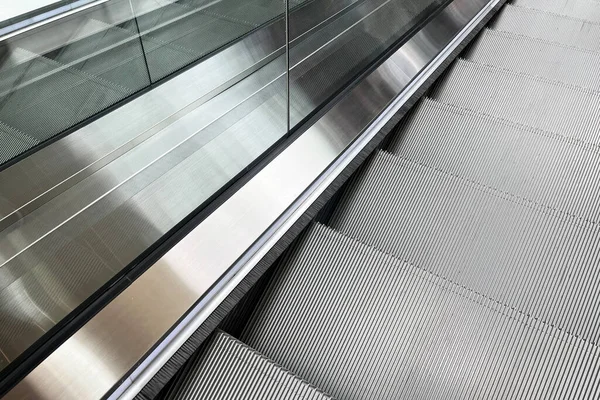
[178,0,600,398]
[431,58,600,145]
[466,28,600,91]
[161,330,331,400]
[492,5,600,52]
[329,151,600,345]
[242,223,600,399]
[389,98,600,224]
[514,0,600,22]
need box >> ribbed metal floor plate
[161,331,331,400]
[431,59,600,144]
[243,224,600,399]
[493,5,600,52]
[329,151,600,344]
[467,28,600,90]
[514,0,600,22]
[389,98,600,223]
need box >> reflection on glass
[0,1,150,164]
[288,0,445,128]
[131,0,286,81]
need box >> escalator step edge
[160,330,331,400]
[241,223,600,400]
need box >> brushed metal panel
[0,12,284,230]
[2,0,502,398]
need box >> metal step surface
[431,58,600,145]
[328,150,600,344]
[514,0,600,22]
[242,223,600,399]
[0,122,38,165]
[389,98,600,224]
[467,28,600,90]
[0,64,128,143]
[492,4,600,52]
[161,331,331,400]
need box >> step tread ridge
[242,223,600,400]
[329,150,600,345]
[162,330,332,400]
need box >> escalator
[152,0,600,398]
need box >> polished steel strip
[0,0,380,287]
[3,0,502,398]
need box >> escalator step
[0,52,58,96]
[493,5,600,52]
[514,0,600,22]
[431,58,600,144]
[242,223,600,399]
[0,122,38,164]
[329,150,600,344]
[161,331,330,400]
[388,98,600,223]
[0,68,127,143]
[467,28,600,90]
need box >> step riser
[431,59,600,145]
[243,224,600,399]
[515,0,600,23]
[162,331,330,400]
[330,152,600,344]
[493,5,600,52]
[390,99,600,224]
[467,29,600,91]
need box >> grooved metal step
[467,28,600,90]
[0,122,38,165]
[329,150,600,344]
[514,0,600,22]
[431,58,600,144]
[0,64,127,143]
[389,98,600,224]
[242,223,600,399]
[161,331,331,400]
[492,4,600,51]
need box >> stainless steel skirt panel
[3,0,501,398]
